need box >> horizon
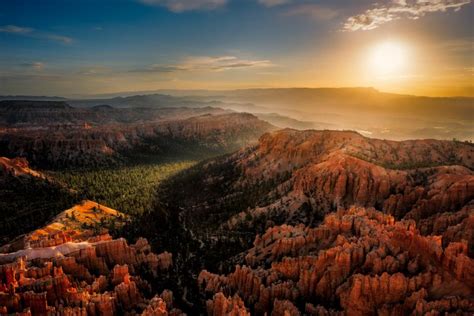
[1,0,473,97]
[2,86,474,100]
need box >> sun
[368,41,409,76]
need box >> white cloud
[183,55,273,71]
[131,55,273,73]
[0,24,73,44]
[0,25,33,34]
[45,34,73,44]
[344,0,472,31]
[138,0,227,12]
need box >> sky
[0,0,472,97]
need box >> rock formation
[0,202,181,315]
[143,129,473,315]
[2,128,473,315]
[199,207,474,315]
[0,157,44,178]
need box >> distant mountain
[11,88,469,140]
[235,88,473,140]
[68,93,227,109]
[214,87,473,120]
[0,95,67,101]
[0,101,274,168]
[74,88,474,140]
[0,100,233,126]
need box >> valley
[0,99,472,315]
[0,100,273,242]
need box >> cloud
[344,0,472,31]
[284,4,339,20]
[129,64,187,73]
[20,62,45,70]
[138,0,227,12]
[45,34,73,44]
[0,25,33,34]
[184,55,273,71]
[0,24,73,44]
[131,55,273,73]
[258,0,291,7]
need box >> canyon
[2,0,473,313]
[0,104,473,314]
[128,129,473,314]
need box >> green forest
[53,161,196,216]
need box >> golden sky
[0,0,472,97]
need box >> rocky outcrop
[0,157,44,178]
[0,203,178,315]
[199,207,474,315]
[141,291,185,316]
[1,200,125,254]
[206,292,250,316]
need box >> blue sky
[0,0,472,96]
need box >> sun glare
[368,41,409,77]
